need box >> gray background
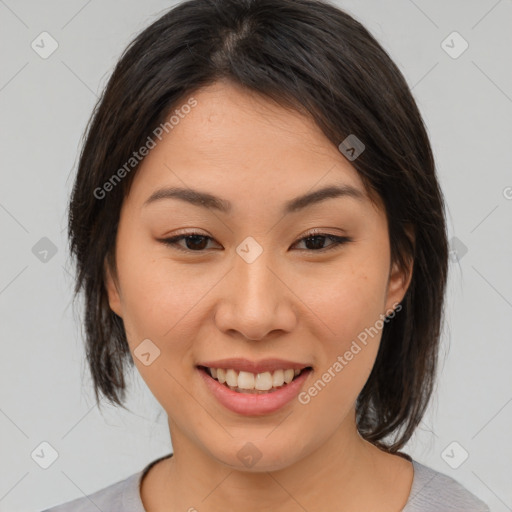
[1,1,511,511]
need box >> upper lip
[197,358,312,374]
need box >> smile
[196,360,313,415]
[199,366,311,394]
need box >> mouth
[197,365,313,394]
[196,358,314,415]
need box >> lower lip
[197,367,312,416]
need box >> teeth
[255,372,273,391]
[216,368,226,384]
[238,371,255,390]
[284,369,294,383]
[225,369,238,387]
[205,366,307,392]
[272,369,284,387]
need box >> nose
[214,245,297,341]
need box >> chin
[205,437,309,473]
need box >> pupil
[186,235,207,250]
[305,235,325,250]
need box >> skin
[105,79,414,512]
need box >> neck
[142,411,413,512]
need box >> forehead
[168,80,345,166]
[127,80,380,213]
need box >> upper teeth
[208,368,302,391]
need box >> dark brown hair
[68,0,448,452]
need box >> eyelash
[158,230,352,253]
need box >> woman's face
[105,80,411,471]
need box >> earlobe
[385,226,415,313]
[385,258,413,313]
[104,260,123,317]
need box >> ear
[104,258,123,317]
[384,227,414,314]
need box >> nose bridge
[234,242,279,314]
[214,239,295,340]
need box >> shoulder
[403,459,490,512]
[40,453,173,512]
[40,471,144,512]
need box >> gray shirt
[41,453,490,511]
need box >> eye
[159,229,352,253]
[292,231,352,252]
[159,232,219,252]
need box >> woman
[42,0,490,510]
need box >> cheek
[291,252,388,408]
[114,253,204,409]
[298,254,389,349]
[114,241,205,345]
[295,266,386,418]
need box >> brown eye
[159,231,352,253]
[160,233,220,252]
[293,233,352,252]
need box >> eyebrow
[143,183,366,214]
